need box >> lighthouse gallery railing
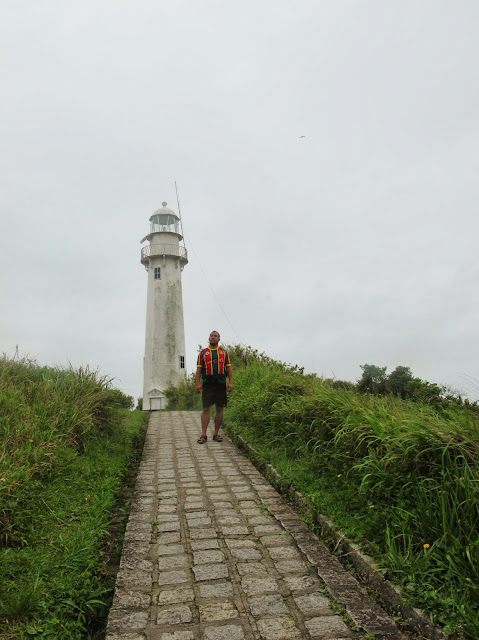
[141,244,188,262]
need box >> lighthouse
[140,202,188,411]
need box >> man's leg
[201,407,211,437]
[213,406,223,437]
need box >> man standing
[196,330,233,444]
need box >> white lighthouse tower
[140,202,188,411]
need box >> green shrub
[222,346,479,640]
[164,373,202,411]
[0,355,148,639]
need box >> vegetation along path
[106,411,405,640]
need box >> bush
[223,346,479,639]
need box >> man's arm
[196,367,202,392]
[226,364,233,391]
[196,352,203,392]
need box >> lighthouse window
[179,356,185,369]
[154,267,161,280]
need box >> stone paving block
[184,501,206,509]
[158,484,176,491]
[248,515,275,525]
[326,584,372,609]
[189,527,217,540]
[236,562,268,576]
[158,554,189,570]
[214,501,233,508]
[158,586,195,605]
[158,543,185,556]
[112,589,150,609]
[119,557,154,572]
[347,606,399,634]
[190,539,220,551]
[125,521,152,532]
[217,516,242,525]
[255,615,302,639]
[229,547,262,561]
[294,593,333,616]
[199,601,239,622]
[157,531,181,544]
[267,547,302,561]
[238,501,257,508]
[260,535,293,547]
[203,624,245,640]
[158,569,190,585]
[254,526,282,536]
[107,609,149,631]
[156,604,193,624]
[283,575,319,592]
[193,549,225,565]
[158,521,181,532]
[304,615,353,638]
[232,492,256,500]
[225,539,256,549]
[241,508,262,516]
[215,508,237,516]
[116,569,152,589]
[241,577,279,595]
[208,488,228,495]
[222,526,249,535]
[187,517,212,527]
[199,582,234,599]
[158,514,180,522]
[273,559,308,574]
[123,527,151,542]
[158,630,199,640]
[192,563,229,581]
[105,633,146,640]
[158,504,177,513]
[186,510,209,519]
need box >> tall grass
[0,355,147,639]
[221,346,479,640]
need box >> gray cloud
[2,1,478,401]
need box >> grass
[218,346,479,640]
[0,356,148,639]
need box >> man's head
[209,331,220,346]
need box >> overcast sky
[2,1,478,402]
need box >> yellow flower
[337,474,342,478]
[459,477,465,481]
[29,439,33,443]
[423,543,430,549]
[369,505,374,509]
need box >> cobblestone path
[106,411,405,640]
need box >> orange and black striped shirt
[197,346,231,384]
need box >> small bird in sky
[299,135,306,138]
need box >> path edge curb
[224,426,446,640]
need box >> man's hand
[196,383,203,393]
[227,383,233,392]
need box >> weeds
[218,345,479,640]
[0,355,147,639]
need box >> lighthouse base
[143,389,167,412]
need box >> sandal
[213,434,223,442]
[197,435,207,444]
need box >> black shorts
[202,383,227,409]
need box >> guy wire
[173,181,243,346]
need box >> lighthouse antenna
[174,181,186,247]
